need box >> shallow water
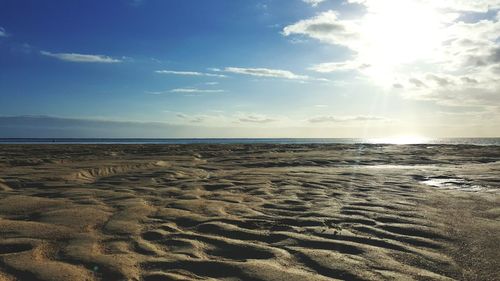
[420,177,485,192]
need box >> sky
[0,0,499,138]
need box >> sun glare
[358,0,443,84]
[369,135,430,145]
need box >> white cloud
[170,88,225,93]
[393,71,500,106]
[348,0,500,13]
[408,78,427,88]
[283,0,500,108]
[155,70,226,78]
[310,60,371,72]
[303,0,326,7]
[40,51,121,63]
[0,27,7,37]
[422,0,499,13]
[282,11,359,47]
[308,115,388,123]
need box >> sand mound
[67,161,171,183]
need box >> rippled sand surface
[0,144,499,281]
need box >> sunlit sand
[0,144,499,280]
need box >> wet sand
[0,144,499,281]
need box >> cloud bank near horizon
[0,115,498,138]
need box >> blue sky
[1,0,499,137]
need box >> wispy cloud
[170,88,225,93]
[175,113,208,123]
[176,113,188,118]
[147,87,225,95]
[40,51,121,63]
[171,112,280,126]
[0,27,8,37]
[303,0,326,7]
[308,115,388,123]
[256,3,268,10]
[155,70,226,78]
[225,67,307,79]
[145,91,165,95]
[238,114,277,123]
[224,67,327,81]
[310,60,371,72]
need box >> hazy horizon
[1,0,499,138]
[1,115,499,139]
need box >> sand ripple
[0,144,499,281]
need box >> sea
[0,138,499,145]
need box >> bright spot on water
[368,136,430,145]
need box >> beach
[0,144,499,281]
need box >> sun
[357,0,444,84]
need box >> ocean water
[0,138,499,145]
